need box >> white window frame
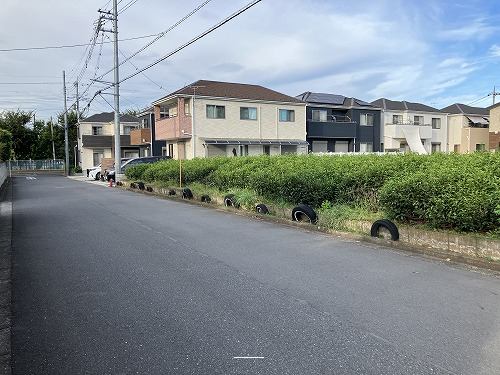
[206,105,225,119]
[312,110,327,122]
[279,109,295,122]
[432,118,441,129]
[360,113,374,126]
[360,142,373,152]
[240,107,257,120]
[92,126,103,135]
[414,115,424,125]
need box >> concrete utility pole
[63,71,69,176]
[113,0,121,176]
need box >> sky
[1,0,499,122]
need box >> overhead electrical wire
[85,0,262,110]
[94,0,212,82]
[118,0,140,14]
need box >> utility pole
[112,0,121,176]
[50,116,55,160]
[63,71,69,176]
[99,2,121,176]
[74,81,80,168]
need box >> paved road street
[9,174,500,374]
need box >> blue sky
[0,0,499,121]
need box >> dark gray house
[296,92,382,153]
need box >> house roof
[81,112,139,123]
[296,92,378,109]
[371,98,442,112]
[442,103,490,116]
[153,80,304,104]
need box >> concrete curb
[0,177,12,375]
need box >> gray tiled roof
[441,103,489,116]
[155,80,304,104]
[81,112,139,123]
[371,98,442,112]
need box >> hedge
[125,152,500,233]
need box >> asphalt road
[10,174,500,374]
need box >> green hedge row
[125,153,500,232]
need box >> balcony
[307,117,357,138]
[385,123,432,140]
[155,116,192,141]
[130,128,151,145]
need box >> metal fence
[7,159,65,171]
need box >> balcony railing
[309,115,353,123]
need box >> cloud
[490,44,500,57]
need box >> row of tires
[126,183,400,241]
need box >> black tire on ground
[130,182,137,189]
[146,186,153,192]
[182,188,193,199]
[137,182,145,190]
[224,194,235,207]
[291,204,317,223]
[201,195,211,203]
[370,219,399,241]
[255,204,269,214]
[95,172,101,180]
[168,189,176,196]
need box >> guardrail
[0,162,7,188]
[7,159,66,174]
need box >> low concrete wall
[0,163,7,191]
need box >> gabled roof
[441,103,489,116]
[371,98,442,113]
[297,92,378,108]
[153,80,304,104]
[81,112,139,123]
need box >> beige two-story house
[77,112,140,170]
[371,99,447,153]
[441,103,489,153]
[152,80,307,159]
[488,102,500,151]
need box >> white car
[87,164,102,180]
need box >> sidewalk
[0,179,12,375]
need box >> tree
[0,129,12,161]
[0,110,35,160]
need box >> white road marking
[233,357,265,359]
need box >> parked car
[87,164,101,180]
[106,156,171,182]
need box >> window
[360,113,374,126]
[184,100,191,115]
[431,143,441,153]
[93,150,103,166]
[279,109,295,122]
[159,106,169,119]
[414,115,424,125]
[392,115,403,124]
[240,107,257,120]
[312,110,327,122]
[206,105,225,119]
[476,144,486,151]
[432,118,441,129]
[360,142,373,152]
[122,126,136,135]
[92,126,102,135]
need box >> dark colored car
[106,156,171,182]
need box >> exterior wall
[382,110,447,152]
[490,105,500,151]
[78,120,139,171]
[460,127,489,153]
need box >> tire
[255,204,269,214]
[201,195,211,203]
[168,189,176,196]
[224,194,237,207]
[95,172,101,180]
[130,182,137,189]
[370,219,399,241]
[182,188,193,199]
[137,182,145,190]
[146,186,153,192]
[291,204,317,223]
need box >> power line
[95,0,212,82]
[118,0,140,14]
